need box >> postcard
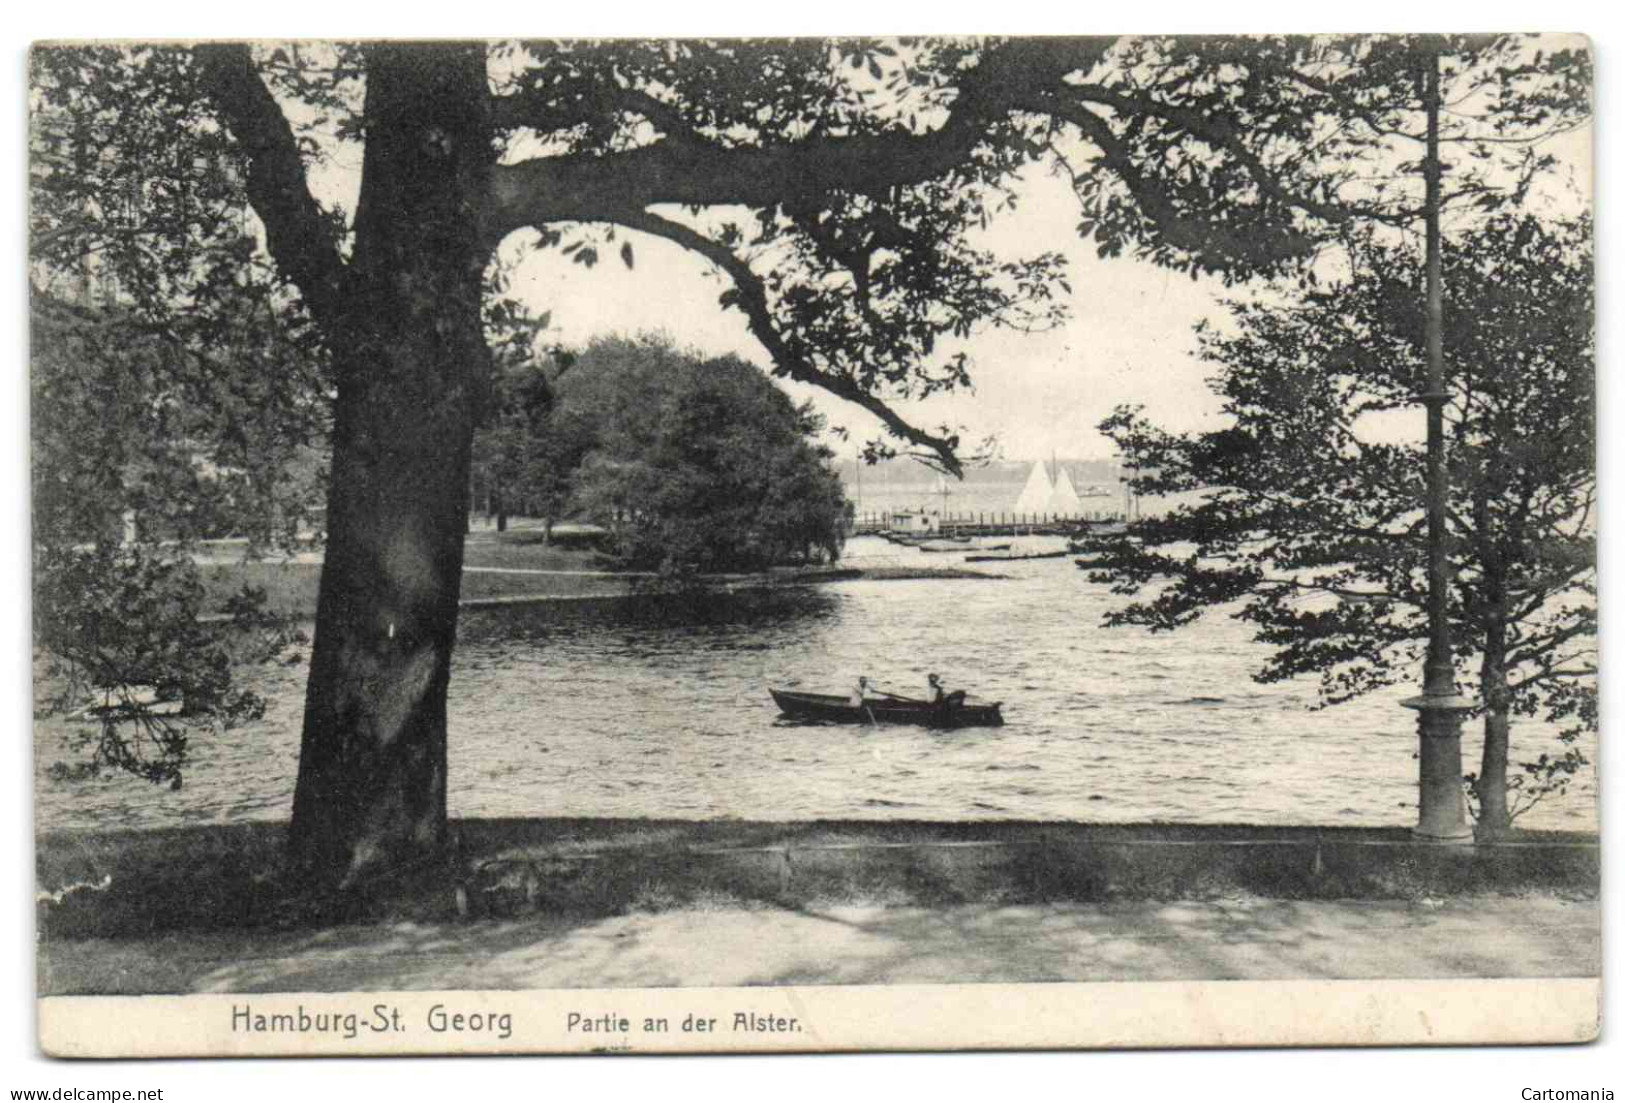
[30,33,1598,1056]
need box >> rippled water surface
[35,536,1597,832]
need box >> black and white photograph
[24,30,1600,1059]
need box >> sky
[502,164,1236,464]
[302,147,1239,465]
[291,42,1591,469]
[496,113,1591,469]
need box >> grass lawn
[197,533,621,617]
[195,530,997,617]
[197,560,325,617]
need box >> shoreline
[202,559,1004,619]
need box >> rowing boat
[769,687,1004,727]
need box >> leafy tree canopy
[558,334,848,574]
[1093,213,1594,824]
[468,293,582,532]
[36,36,1588,473]
[30,48,328,789]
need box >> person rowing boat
[849,676,870,707]
[927,672,967,722]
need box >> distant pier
[852,510,1126,538]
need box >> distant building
[889,509,938,535]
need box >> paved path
[40,895,1598,995]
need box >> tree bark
[286,44,493,886]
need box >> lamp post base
[1401,692,1478,844]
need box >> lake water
[34,536,1597,834]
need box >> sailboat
[1013,460,1054,516]
[1049,463,1083,518]
[1013,457,1084,520]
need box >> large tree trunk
[1476,610,1513,840]
[287,44,493,886]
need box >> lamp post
[1401,40,1475,842]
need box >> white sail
[1012,461,1054,515]
[1049,465,1084,517]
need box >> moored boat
[963,549,1070,562]
[770,687,1004,728]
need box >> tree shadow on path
[40,896,1599,995]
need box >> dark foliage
[34,545,304,787]
[564,335,849,574]
[1093,215,1594,825]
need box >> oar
[869,689,927,705]
[863,704,879,727]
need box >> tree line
[472,332,849,573]
[1091,214,1594,837]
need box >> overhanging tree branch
[1045,88,1416,227]
[482,39,1096,242]
[485,108,1006,242]
[490,79,702,150]
[617,208,967,475]
[193,43,352,329]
